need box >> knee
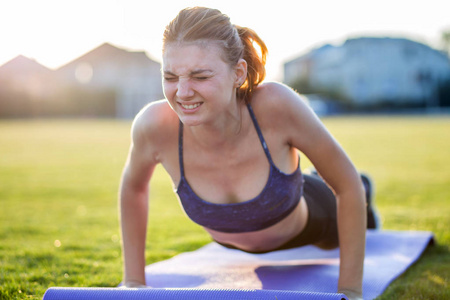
[314,240,339,250]
[313,230,339,250]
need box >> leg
[360,173,380,229]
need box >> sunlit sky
[1,0,449,80]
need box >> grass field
[0,116,449,299]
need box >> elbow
[335,175,366,209]
[119,173,149,206]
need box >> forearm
[336,187,366,296]
[120,183,149,285]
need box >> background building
[284,37,450,111]
[56,43,163,118]
[0,55,55,117]
[0,43,163,118]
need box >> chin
[179,115,204,127]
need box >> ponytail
[235,26,268,102]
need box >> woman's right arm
[119,105,162,287]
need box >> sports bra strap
[178,120,185,177]
[246,103,275,166]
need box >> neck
[185,101,248,149]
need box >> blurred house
[56,43,163,118]
[0,43,163,118]
[0,55,53,95]
[0,55,55,116]
[284,37,450,109]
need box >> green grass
[0,116,449,299]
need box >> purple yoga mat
[141,230,433,299]
[43,288,348,299]
[42,230,433,300]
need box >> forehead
[162,42,229,73]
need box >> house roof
[57,42,160,71]
[0,55,52,77]
[286,37,450,65]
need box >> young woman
[119,7,377,300]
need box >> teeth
[181,103,201,109]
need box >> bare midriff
[204,196,309,253]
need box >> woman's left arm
[264,83,366,298]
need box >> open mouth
[181,103,201,109]
[179,102,203,110]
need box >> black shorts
[275,173,339,251]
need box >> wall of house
[284,38,450,109]
[55,44,164,118]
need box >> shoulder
[133,99,176,131]
[251,82,326,149]
[251,82,315,126]
[253,81,304,100]
[131,99,178,161]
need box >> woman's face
[162,42,243,127]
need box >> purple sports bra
[175,103,304,233]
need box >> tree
[441,29,450,55]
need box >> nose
[176,79,194,100]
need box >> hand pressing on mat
[339,289,363,300]
[120,280,148,289]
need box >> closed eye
[164,76,178,82]
[195,76,210,81]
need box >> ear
[234,58,247,87]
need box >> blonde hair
[163,7,267,102]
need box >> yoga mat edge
[42,287,349,300]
